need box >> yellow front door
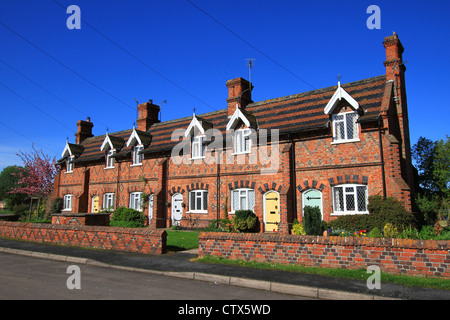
[264,191,280,232]
[92,196,99,213]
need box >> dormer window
[132,145,143,165]
[332,111,359,143]
[101,132,124,168]
[126,127,151,166]
[184,113,213,161]
[191,135,206,159]
[324,80,361,144]
[235,128,251,154]
[66,156,74,173]
[105,150,115,168]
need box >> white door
[172,193,183,226]
[148,194,154,223]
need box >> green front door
[303,189,323,219]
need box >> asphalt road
[0,252,312,300]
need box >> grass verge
[196,255,450,291]
[166,230,199,252]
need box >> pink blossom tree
[10,144,58,220]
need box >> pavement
[0,237,449,300]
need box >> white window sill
[130,163,142,167]
[330,139,360,145]
[65,171,73,174]
[104,166,115,170]
[187,210,208,214]
[190,156,205,161]
[331,211,368,216]
[232,151,251,156]
[61,209,72,212]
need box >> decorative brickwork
[0,221,166,254]
[199,232,450,278]
[51,213,110,226]
[48,33,415,234]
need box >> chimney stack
[383,31,405,82]
[75,117,93,144]
[226,77,253,117]
[137,100,160,132]
[383,32,414,191]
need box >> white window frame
[105,150,115,169]
[189,190,208,213]
[231,188,255,213]
[63,194,73,211]
[234,128,251,154]
[103,193,115,211]
[332,184,368,215]
[66,156,74,173]
[191,135,206,159]
[132,145,143,166]
[331,111,360,144]
[129,192,143,211]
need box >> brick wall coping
[198,232,450,250]
[52,213,111,217]
[0,220,161,236]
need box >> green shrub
[291,223,306,235]
[328,196,417,233]
[303,206,323,235]
[368,227,382,238]
[204,218,233,232]
[232,210,257,232]
[49,197,63,214]
[110,207,145,228]
[398,226,420,239]
[383,223,399,238]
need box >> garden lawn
[166,230,199,252]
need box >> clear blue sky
[1,0,449,171]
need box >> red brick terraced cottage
[49,33,414,233]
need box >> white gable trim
[184,115,205,137]
[226,107,250,131]
[324,83,359,115]
[126,127,142,147]
[61,141,72,158]
[100,134,114,151]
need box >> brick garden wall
[198,232,450,278]
[0,221,166,254]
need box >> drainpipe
[289,133,297,223]
[216,162,220,228]
[378,117,387,200]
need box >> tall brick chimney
[383,32,405,82]
[75,117,93,144]
[137,100,160,132]
[383,32,413,191]
[226,77,253,117]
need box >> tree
[9,145,58,219]
[412,136,438,195]
[434,136,450,197]
[434,136,450,220]
[412,136,450,225]
[0,165,28,208]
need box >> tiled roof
[70,75,387,164]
